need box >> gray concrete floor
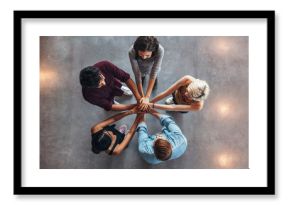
[40,36,248,169]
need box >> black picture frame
[14,10,275,195]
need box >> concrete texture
[40,36,248,169]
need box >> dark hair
[154,138,172,161]
[79,66,101,87]
[91,130,112,154]
[133,36,159,59]
[91,125,125,154]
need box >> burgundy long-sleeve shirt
[82,60,130,111]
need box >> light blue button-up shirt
[137,115,187,164]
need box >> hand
[138,103,148,112]
[136,107,147,114]
[130,105,139,114]
[138,103,152,112]
[138,96,147,104]
[137,97,143,105]
[138,97,152,112]
[142,97,149,104]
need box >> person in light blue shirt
[137,109,187,164]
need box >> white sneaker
[121,86,133,96]
[113,99,120,104]
[118,124,128,134]
[165,97,174,105]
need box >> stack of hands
[129,97,157,121]
[137,97,153,112]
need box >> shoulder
[182,75,195,85]
[158,44,164,52]
[175,75,194,87]
[168,130,187,147]
[128,45,135,56]
[93,60,112,70]
[157,44,164,55]
[98,60,113,66]
[98,60,124,73]
[170,135,188,158]
[91,125,102,135]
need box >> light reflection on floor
[40,65,58,89]
[213,37,232,54]
[216,152,236,168]
[217,101,231,117]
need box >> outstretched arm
[111,103,136,111]
[152,101,204,112]
[137,82,145,97]
[91,106,138,133]
[112,114,141,155]
[125,78,142,103]
[150,75,193,103]
[129,50,145,97]
[148,108,162,119]
[138,77,158,111]
[144,46,164,100]
[144,77,156,100]
[148,109,183,134]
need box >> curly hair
[133,36,159,59]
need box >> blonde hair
[186,78,210,101]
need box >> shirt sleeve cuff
[160,115,173,126]
[137,122,147,130]
[123,73,131,82]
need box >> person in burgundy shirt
[80,60,142,111]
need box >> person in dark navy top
[90,106,142,155]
